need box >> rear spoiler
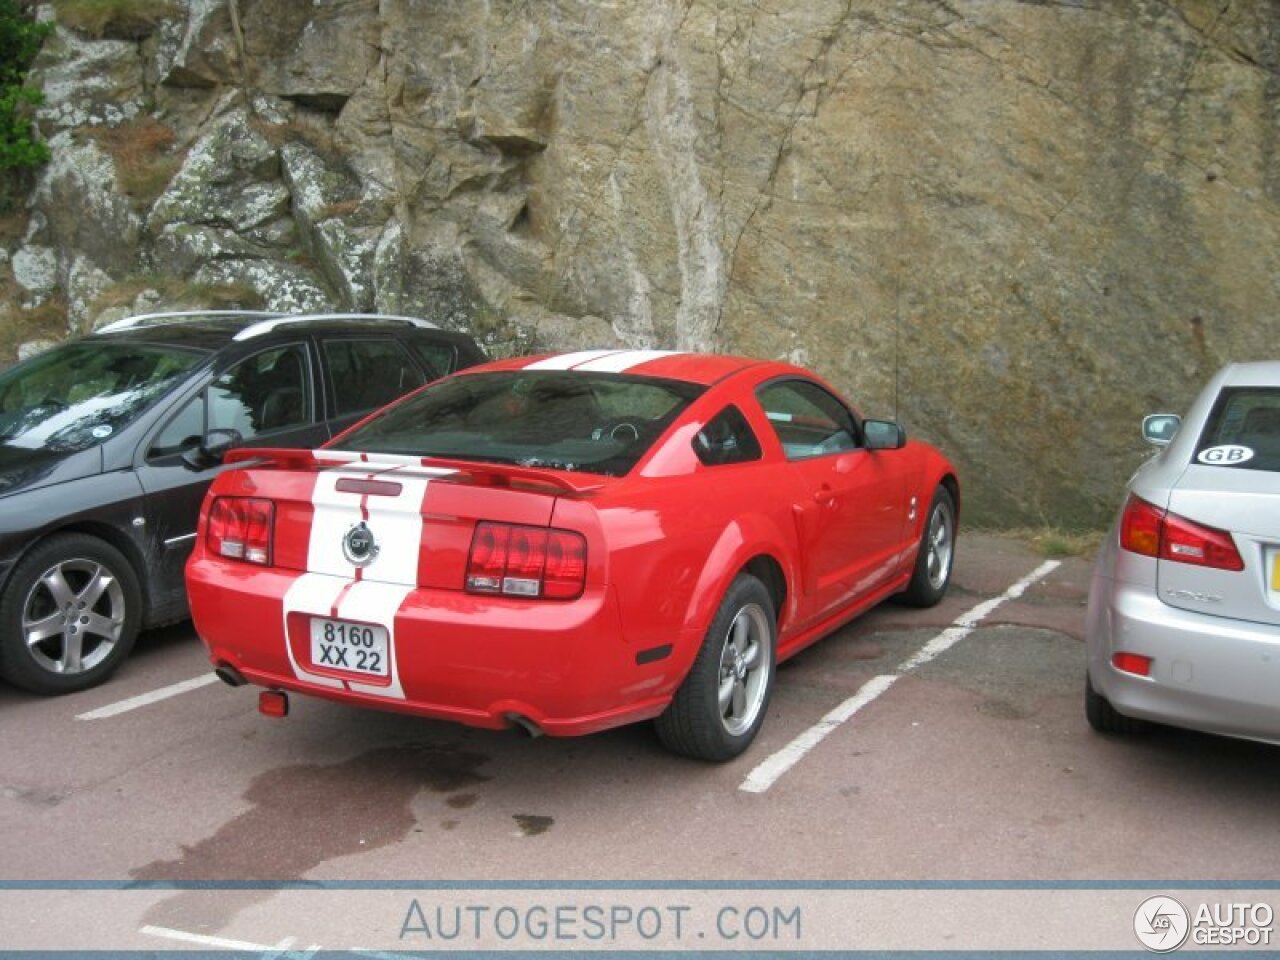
[222,448,606,495]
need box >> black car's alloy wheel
[0,534,141,695]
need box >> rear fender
[673,515,797,669]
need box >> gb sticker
[1197,444,1254,466]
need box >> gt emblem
[342,522,379,567]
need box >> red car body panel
[187,351,957,736]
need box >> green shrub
[0,1,49,86]
[0,0,51,207]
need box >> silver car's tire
[656,574,776,762]
[899,486,956,607]
[0,534,141,695]
[1084,672,1146,735]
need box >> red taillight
[1112,652,1152,677]
[543,530,588,599]
[1160,510,1245,571]
[207,497,274,565]
[1119,494,1162,558]
[466,522,587,600]
[1118,495,1244,571]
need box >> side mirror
[864,419,906,451]
[1142,414,1181,447]
[182,428,243,470]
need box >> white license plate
[309,617,389,677]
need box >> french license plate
[1272,553,1280,592]
[309,617,389,677]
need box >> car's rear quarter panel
[571,468,804,695]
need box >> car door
[754,378,905,625]
[317,336,429,439]
[135,341,327,619]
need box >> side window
[208,344,312,440]
[693,405,762,466]
[756,380,858,460]
[323,339,427,417]
[406,340,455,379]
[149,394,205,459]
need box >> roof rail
[96,310,284,334]
[232,313,442,341]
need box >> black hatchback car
[0,311,486,694]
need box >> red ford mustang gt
[187,350,958,760]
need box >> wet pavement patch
[1,784,65,807]
[513,814,554,837]
[132,741,491,931]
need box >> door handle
[814,485,836,506]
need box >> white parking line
[140,924,319,957]
[739,559,1061,793]
[76,673,219,720]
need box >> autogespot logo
[1134,896,1191,953]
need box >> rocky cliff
[2,0,1278,526]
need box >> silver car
[1085,361,1280,743]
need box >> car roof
[89,311,456,352]
[472,349,778,386]
[1219,361,1280,388]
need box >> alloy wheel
[717,602,771,736]
[22,558,125,675]
[926,500,954,592]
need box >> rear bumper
[187,558,678,736]
[1086,575,1280,744]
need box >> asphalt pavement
[3,531,1279,898]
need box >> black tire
[899,486,956,607]
[1084,672,1145,735]
[0,533,142,695]
[655,574,776,762]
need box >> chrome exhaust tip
[506,713,544,738]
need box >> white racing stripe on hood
[524,349,622,370]
[572,349,682,372]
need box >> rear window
[1195,387,1280,472]
[337,371,704,476]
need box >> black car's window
[338,371,703,476]
[206,344,312,441]
[756,380,858,460]
[0,341,203,452]
[1195,387,1280,473]
[694,405,762,467]
[323,339,426,418]
[149,394,205,459]
[405,340,454,379]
